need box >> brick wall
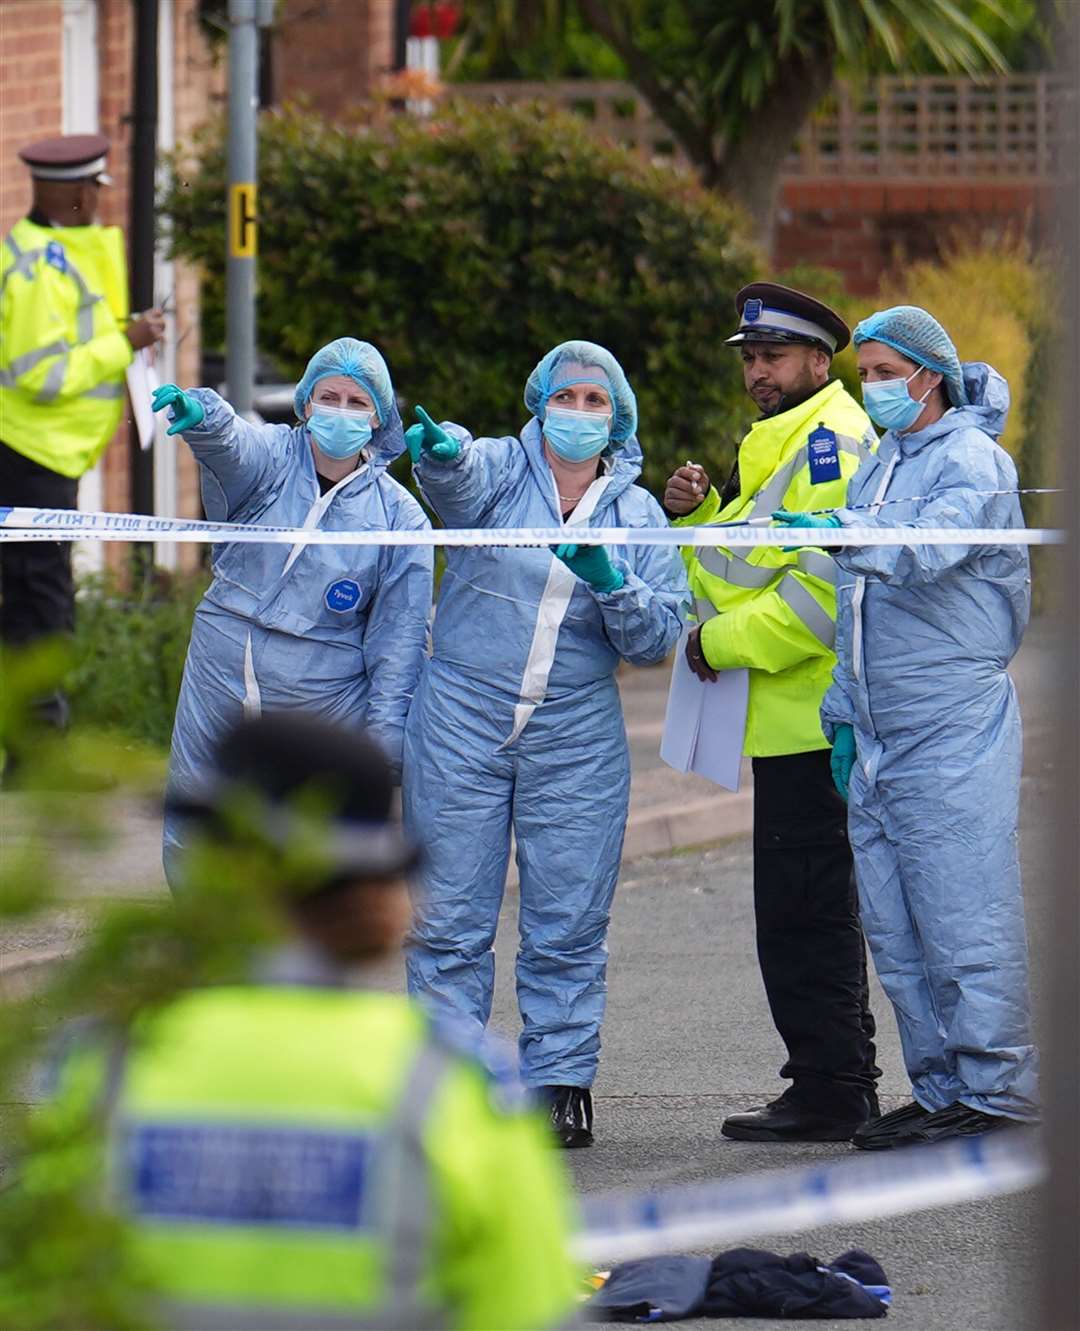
[0,0,64,233]
[1,0,220,558]
[272,0,397,115]
[776,179,1054,296]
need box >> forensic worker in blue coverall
[154,338,432,886]
[775,305,1038,1149]
[402,341,688,1148]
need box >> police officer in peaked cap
[664,281,882,1142]
[1,134,165,750]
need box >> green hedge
[162,101,761,495]
[68,571,208,749]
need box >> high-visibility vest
[674,379,877,757]
[96,984,579,1331]
[0,217,131,478]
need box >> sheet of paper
[691,665,748,791]
[659,632,703,773]
[126,347,161,450]
[660,632,748,792]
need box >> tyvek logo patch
[325,578,361,613]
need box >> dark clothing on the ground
[586,1247,890,1321]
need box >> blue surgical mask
[308,404,374,459]
[861,369,933,432]
[543,406,612,461]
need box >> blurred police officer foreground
[0,133,164,731]
[41,712,582,1331]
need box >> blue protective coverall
[403,418,687,1088]
[164,391,432,880]
[821,362,1037,1120]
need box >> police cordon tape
[572,1128,1044,1264]
[0,505,1068,547]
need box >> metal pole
[394,0,411,71]
[1041,7,1080,1326]
[128,0,158,517]
[226,0,260,418]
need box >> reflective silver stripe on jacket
[695,595,719,623]
[378,1039,455,1322]
[36,355,69,403]
[1,232,108,399]
[697,547,777,587]
[698,546,836,588]
[776,575,835,648]
[1,233,40,285]
[796,549,837,584]
[1,339,69,381]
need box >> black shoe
[897,1103,1014,1149]
[536,1085,594,1149]
[721,1100,871,1143]
[852,1099,931,1150]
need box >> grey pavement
[0,620,1061,1329]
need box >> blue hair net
[293,337,396,422]
[852,306,967,407]
[524,340,638,444]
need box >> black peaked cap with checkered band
[725,282,850,355]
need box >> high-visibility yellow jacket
[53,980,581,1331]
[674,380,876,757]
[0,217,131,478]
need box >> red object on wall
[409,2,460,40]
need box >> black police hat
[166,712,419,886]
[725,282,850,354]
[18,133,112,185]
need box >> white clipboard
[126,347,161,450]
[660,632,748,792]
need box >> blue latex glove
[830,723,857,802]
[772,508,842,552]
[771,508,842,529]
[405,405,460,464]
[550,543,624,594]
[151,383,204,436]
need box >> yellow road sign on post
[229,183,257,258]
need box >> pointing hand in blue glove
[405,405,461,464]
[551,543,625,594]
[151,384,204,436]
[830,723,857,802]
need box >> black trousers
[751,748,880,1118]
[0,441,78,727]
